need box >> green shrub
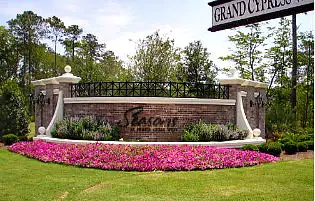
[0,79,29,139]
[278,137,291,149]
[297,134,312,142]
[241,144,259,151]
[257,143,268,153]
[2,134,19,145]
[306,141,314,150]
[182,122,247,142]
[199,123,226,142]
[283,141,298,155]
[51,117,120,141]
[267,142,282,157]
[297,142,308,152]
[18,135,29,142]
[227,129,248,140]
[182,130,199,142]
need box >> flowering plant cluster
[9,141,279,171]
[51,117,120,141]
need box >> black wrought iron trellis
[70,81,230,99]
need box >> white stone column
[31,65,81,137]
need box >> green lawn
[0,149,313,201]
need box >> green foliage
[265,24,314,135]
[0,26,19,84]
[0,79,29,138]
[283,141,298,155]
[298,31,314,128]
[129,31,181,82]
[51,117,120,141]
[257,143,268,153]
[182,130,199,142]
[297,142,308,152]
[46,16,65,69]
[2,134,19,145]
[266,142,282,157]
[7,11,45,86]
[182,122,247,142]
[278,131,312,143]
[18,134,33,142]
[241,144,259,151]
[63,25,83,61]
[306,141,314,150]
[178,40,217,84]
[219,23,268,81]
[266,17,292,88]
[276,130,313,154]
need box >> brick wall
[32,72,267,141]
[64,103,236,142]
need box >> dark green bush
[257,143,268,153]
[297,142,308,152]
[2,134,19,145]
[18,135,30,142]
[278,137,291,149]
[0,80,29,139]
[266,142,282,157]
[306,141,314,150]
[241,144,259,151]
[51,117,120,141]
[283,141,298,155]
[182,122,247,142]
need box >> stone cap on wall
[219,78,268,88]
[31,65,81,86]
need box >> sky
[0,0,313,75]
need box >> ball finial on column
[38,126,46,136]
[64,65,72,73]
[253,128,261,138]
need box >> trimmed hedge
[283,141,298,155]
[2,134,19,145]
[297,142,308,152]
[306,141,314,150]
[257,143,268,153]
[241,144,259,151]
[266,142,282,157]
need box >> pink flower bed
[8,140,279,171]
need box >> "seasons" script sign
[118,107,178,132]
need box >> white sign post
[208,0,314,31]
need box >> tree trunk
[28,37,32,86]
[72,40,75,62]
[304,43,312,127]
[291,14,297,115]
[54,35,57,71]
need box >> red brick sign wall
[64,103,236,141]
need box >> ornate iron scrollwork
[35,91,50,106]
[250,92,265,108]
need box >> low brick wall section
[64,103,236,142]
